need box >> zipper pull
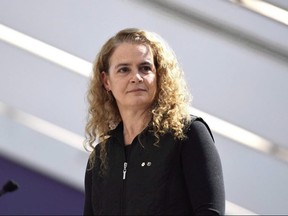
[123,162,128,180]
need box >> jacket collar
[108,121,154,145]
[107,122,124,144]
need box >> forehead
[110,43,153,64]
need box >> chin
[128,99,153,108]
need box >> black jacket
[84,117,225,215]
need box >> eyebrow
[114,61,153,70]
[115,63,130,70]
[139,61,153,66]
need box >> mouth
[127,88,146,93]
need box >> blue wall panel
[0,154,84,215]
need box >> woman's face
[102,42,157,111]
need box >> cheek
[145,74,157,86]
[110,79,127,94]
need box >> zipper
[121,161,128,215]
[123,162,128,180]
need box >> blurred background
[0,0,287,215]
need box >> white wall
[0,0,288,214]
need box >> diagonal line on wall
[0,24,287,165]
[135,0,288,66]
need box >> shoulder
[181,115,219,161]
[185,115,214,142]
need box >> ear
[101,71,110,91]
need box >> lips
[127,88,146,93]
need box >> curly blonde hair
[85,28,192,171]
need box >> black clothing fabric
[83,117,225,215]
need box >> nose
[131,71,143,83]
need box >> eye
[140,65,152,73]
[118,67,130,73]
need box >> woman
[84,28,225,215]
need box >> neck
[119,109,151,145]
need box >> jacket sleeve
[83,159,93,215]
[181,118,225,215]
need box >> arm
[83,160,93,215]
[181,118,225,215]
